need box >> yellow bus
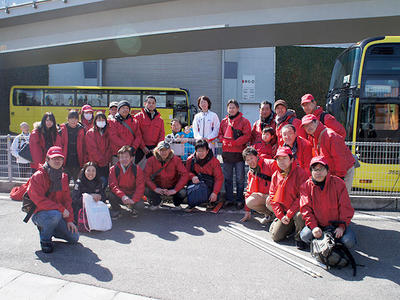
[326,36,400,192]
[9,85,190,134]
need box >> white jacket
[10,133,30,164]
[192,110,220,141]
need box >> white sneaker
[260,214,274,225]
[149,205,161,211]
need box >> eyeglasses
[311,167,326,172]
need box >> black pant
[145,187,186,206]
[108,192,145,211]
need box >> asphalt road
[0,193,399,300]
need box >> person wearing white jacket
[192,96,220,154]
[10,122,31,178]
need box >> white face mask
[96,121,106,128]
[84,113,93,121]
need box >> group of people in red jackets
[25,93,356,253]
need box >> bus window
[359,103,399,139]
[143,93,167,108]
[13,89,42,106]
[173,94,189,125]
[109,90,141,107]
[329,47,361,90]
[44,89,75,106]
[76,90,107,107]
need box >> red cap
[274,147,293,158]
[81,104,94,113]
[301,94,314,105]
[46,146,64,159]
[310,156,328,168]
[301,114,318,127]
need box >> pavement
[0,192,399,300]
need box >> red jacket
[284,136,313,176]
[300,173,354,230]
[55,123,86,167]
[269,164,309,220]
[81,118,93,132]
[313,106,346,139]
[144,153,189,191]
[108,114,143,155]
[29,128,56,170]
[186,153,224,195]
[245,158,278,211]
[309,123,355,178]
[275,111,307,146]
[27,166,74,223]
[252,141,277,159]
[218,112,251,153]
[85,128,112,167]
[250,116,276,144]
[134,109,165,149]
[109,162,145,203]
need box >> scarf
[194,150,213,167]
[43,162,63,193]
[260,113,274,130]
[284,139,298,160]
[312,177,326,191]
[276,109,296,125]
[228,112,240,120]
[115,113,130,122]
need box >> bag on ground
[187,182,208,207]
[82,193,112,231]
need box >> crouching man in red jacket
[300,156,356,249]
[28,146,79,253]
[144,141,189,210]
[269,147,309,249]
[108,145,145,219]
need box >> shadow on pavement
[35,242,113,282]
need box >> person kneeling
[241,147,277,223]
[144,141,189,210]
[268,147,308,249]
[300,156,356,249]
[185,139,224,211]
[108,146,145,219]
[27,146,79,253]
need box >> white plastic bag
[82,193,112,231]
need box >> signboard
[242,75,256,101]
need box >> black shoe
[223,201,234,208]
[295,240,307,250]
[236,202,245,210]
[40,241,54,253]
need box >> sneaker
[171,205,182,211]
[40,241,54,253]
[129,207,138,218]
[223,201,234,209]
[295,240,307,250]
[110,209,121,219]
[149,205,161,211]
[260,214,274,225]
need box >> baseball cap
[81,104,94,113]
[274,147,293,158]
[109,101,118,108]
[157,141,171,150]
[310,156,328,168]
[301,94,314,105]
[47,146,64,159]
[274,99,288,110]
[301,114,318,127]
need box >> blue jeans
[223,161,245,203]
[300,225,356,249]
[32,210,79,244]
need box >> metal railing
[1,0,67,14]
[1,135,399,197]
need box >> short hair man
[301,94,346,139]
[134,95,165,165]
[281,124,313,175]
[250,101,276,144]
[27,146,79,253]
[300,156,356,249]
[218,99,252,209]
[269,147,308,249]
[144,141,189,209]
[108,101,118,120]
[241,147,277,223]
[108,145,145,219]
[301,114,355,193]
[274,99,307,146]
[185,139,224,210]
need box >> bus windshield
[329,47,361,91]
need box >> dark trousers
[145,187,186,206]
[109,192,145,211]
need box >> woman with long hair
[29,112,58,171]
